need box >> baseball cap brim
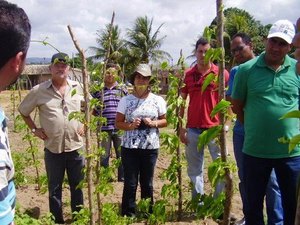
[51,52,69,64]
[267,32,292,44]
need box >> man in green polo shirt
[231,19,300,225]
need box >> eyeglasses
[62,99,69,116]
[231,45,246,55]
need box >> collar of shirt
[257,52,293,70]
[189,63,218,76]
[104,82,119,90]
[46,79,79,90]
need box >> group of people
[181,19,300,225]
[1,1,300,225]
[230,19,300,225]
[0,2,166,224]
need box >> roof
[22,64,84,76]
[22,65,50,75]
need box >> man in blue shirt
[0,2,31,224]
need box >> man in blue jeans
[227,33,283,225]
[179,37,229,200]
[92,63,127,181]
[232,20,300,225]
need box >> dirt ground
[0,90,243,224]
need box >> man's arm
[179,92,188,144]
[231,99,245,124]
[20,114,47,140]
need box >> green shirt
[232,52,300,158]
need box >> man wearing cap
[18,52,85,224]
[228,32,283,225]
[231,20,300,224]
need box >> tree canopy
[209,7,270,67]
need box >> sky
[10,0,300,65]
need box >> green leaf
[198,126,222,149]
[201,73,215,92]
[71,88,77,97]
[161,61,168,70]
[278,136,290,144]
[203,27,215,43]
[279,110,300,120]
[208,158,223,187]
[289,134,300,153]
[210,99,231,118]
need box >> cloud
[10,0,300,65]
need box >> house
[153,66,184,94]
[20,64,85,90]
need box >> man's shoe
[234,217,245,225]
[54,219,65,224]
[217,213,237,222]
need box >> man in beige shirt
[18,52,84,224]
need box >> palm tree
[89,24,126,65]
[126,16,171,66]
[223,7,269,56]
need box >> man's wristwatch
[31,128,36,133]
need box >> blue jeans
[44,148,84,223]
[121,147,158,216]
[185,128,224,198]
[100,130,124,181]
[233,132,283,225]
[243,153,300,225]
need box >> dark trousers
[233,133,283,224]
[44,148,84,223]
[121,147,158,216]
[243,153,300,225]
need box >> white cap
[129,64,152,84]
[134,64,151,77]
[267,19,295,44]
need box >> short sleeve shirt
[0,109,15,225]
[181,63,229,128]
[231,53,300,158]
[18,79,84,154]
[226,66,244,135]
[117,93,166,149]
[92,83,128,131]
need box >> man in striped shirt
[92,63,128,181]
[0,1,31,224]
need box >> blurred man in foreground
[0,1,31,224]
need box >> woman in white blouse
[115,64,167,217]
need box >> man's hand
[33,128,48,140]
[77,126,85,136]
[179,127,188,145]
